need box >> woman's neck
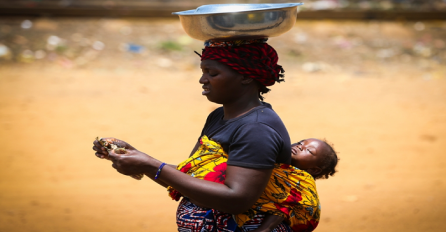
[222,98,262,120]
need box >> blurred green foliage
[159,41,182,52]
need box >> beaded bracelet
[154,162,166,180]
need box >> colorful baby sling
[167,136,321,231]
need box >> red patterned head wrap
[198,38,285,86]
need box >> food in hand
[96,137,127,154]
[95,137,144,180]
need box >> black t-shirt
[200,102,291,169]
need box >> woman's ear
[241,76,254,85]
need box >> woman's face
[199,59,245,104]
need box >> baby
[251,138,339,232]
[168,136,339,232]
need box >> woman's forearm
[144,164,177,188]
[154,164,273,214]
[107,144,272,214]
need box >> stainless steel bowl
[172,3,303,41]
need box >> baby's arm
[250,214,285,232]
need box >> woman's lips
[202,87,210,95]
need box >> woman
[93,39,292,231]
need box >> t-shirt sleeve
[227,122,284,169]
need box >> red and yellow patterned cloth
[199,38,284,87]
[168,136,321,231]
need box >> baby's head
[291,138,339,179]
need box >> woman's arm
[97,139,272,214]
[94,139,200,189]
[157,163,273,214]
[144,140,201,188]
[144,164,176,188]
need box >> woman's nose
[199,74,208,84]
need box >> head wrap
[197,38,284,86]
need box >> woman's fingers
[108,138,135,150]
[93,139,109,159]
[92,145,106,153]
[109,152,128,175]
[107,149,149,176]
[95,152,106,159]
[93,140,106,151]
[99,137,135,150]
[114,140,129,149]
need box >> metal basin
[172,3,303,41]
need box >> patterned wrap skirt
[177,198,292,232]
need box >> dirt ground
[0,18,446,232]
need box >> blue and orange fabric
[168,136,321,231]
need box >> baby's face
[291,139,328,171]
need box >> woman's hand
[93,137,149,175]
[93,137,136,159]
[96,138,157,177]
[93,137,172,186]
[109,148,155,176]
[92,137,112,159]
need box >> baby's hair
[314,140,339,180]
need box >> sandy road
[1,19,446,232]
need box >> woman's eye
[209,73,218,77]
